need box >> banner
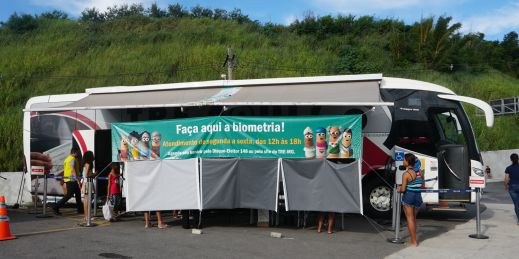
[111,115,362,161]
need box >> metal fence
[489,97,519,116]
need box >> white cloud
[283,14,298,25]
[312,0,456,12]
[30,0,155,16]
[460,2,519,39]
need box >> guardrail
[489,97,519,116]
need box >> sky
[1,0,518,41]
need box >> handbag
[102,200,114,221]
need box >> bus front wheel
[363,177,393,218]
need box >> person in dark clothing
[504,153,519,225]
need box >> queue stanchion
[29,175,40,214]
[36,173,52,218]
[387,188,405,244]
[469,187,488,239]
[93,177,98,217]
[391,184,398,231]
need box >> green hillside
[0,4,518,171]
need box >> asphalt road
[1,190,487,259]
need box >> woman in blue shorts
[398,153,424,246]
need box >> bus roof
[24,74,456,112]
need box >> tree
[411,16,461,69]
[167,3,188,18]
[430,16,462,66]
[388,22,410,63]
[190,5,213,18]
[213,8,228,20]
[229,8,250,24]
[4,13,38,33]
[148,3,166,18]
[38,10,68,20]
[105,4,145,20]
[80,8,105,23]
[501,31,519,76]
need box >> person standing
[485,166,492,179]
[317,212,335,234]
[81,151,95,222]
[53,147,84,215]
[107,163,122,220]
[398,153,424,246]
[504,153,519,225]
[144,211,167,229]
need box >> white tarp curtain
[125,159,200,211]
[200,158,279,211]
[124,158,362,214]
[281,159,362,214]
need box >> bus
[23,74,493,218]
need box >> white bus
[23,73,493,217]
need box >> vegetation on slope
[0,3,517,171]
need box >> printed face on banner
[111,115,363,161]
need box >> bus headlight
[472,167,484,177]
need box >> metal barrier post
[387,190,404,243]
[36,174,52,218]
[29,176,40,214]
[391,184,398,231]
[93,177,99,217]
[197,210,203,229]
[469,187,488,239]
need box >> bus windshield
[434,111,466,146]
[429,105,480,162]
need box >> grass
[0,17,517,171]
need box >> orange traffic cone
[0,195,16,241]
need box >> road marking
[15,220,110,237]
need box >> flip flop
[405,242,418,247]
[158,224,169,229]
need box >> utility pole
[223,48,235,80]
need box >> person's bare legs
[144,211,150,228]
[157,212,168,229]
[83,194,89,221]
[317,213,324,233]
[327,212,335,234]
[403,205,418,246]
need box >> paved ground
[1,182,517,258]
[388,181,519,259]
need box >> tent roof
[26,74,392,111]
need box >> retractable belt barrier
[43,175,109,181]
[388,186,488,244]
[419,188,475,193]
[32,175,115,225]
